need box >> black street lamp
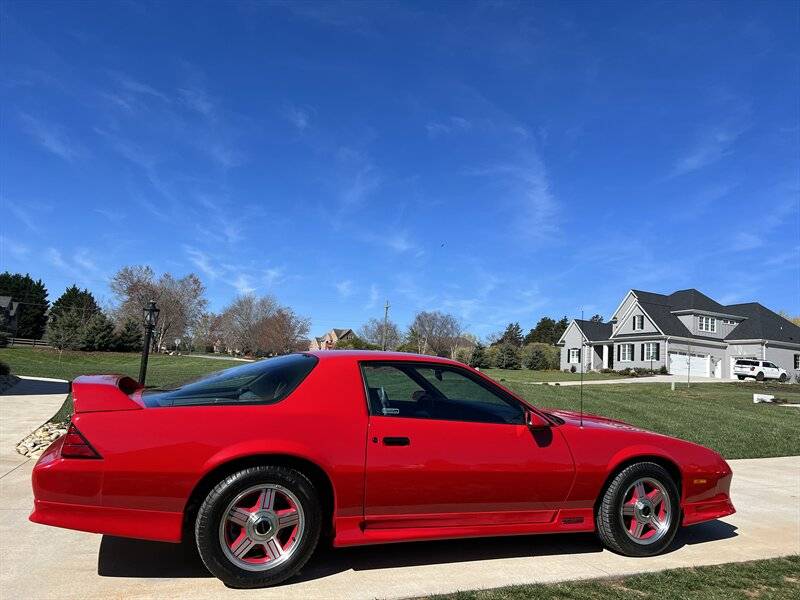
[139,300,160,385]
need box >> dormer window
[632,315,644,331]
[698,316,717,333]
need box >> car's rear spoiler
[71,374,145,414]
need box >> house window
[619,344,633,362]
[632,315,644,331]
[698,316,717,333]
[643,342,659,361]
[795,355,800,370]
[722,319,736,325]
[569,348,580,364]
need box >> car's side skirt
[332,508,595,547]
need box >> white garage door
[669,352,710,377]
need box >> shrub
[521,343,559,370]
[0,331,8,348]
[454,346,473,365]
[659,365,668,375]
[570,365,576,373]
[0,360,9,377]
[494,343,521,369]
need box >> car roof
[306,350,463,366]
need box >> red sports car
[30,351,735,588]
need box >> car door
[763,362,779,379]
[361,362,575,528]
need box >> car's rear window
[735,360,758,366]
[143,353,318,407]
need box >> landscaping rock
[16,421,69,458]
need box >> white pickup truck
[733,359,788,382]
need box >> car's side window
[361,362,524,425]
[414,366,525,425]
[361,364,429,418]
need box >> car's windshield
[142,354,318,407]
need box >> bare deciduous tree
[407,310,462,357]
[358,317,402,350]
[110,266,208,351]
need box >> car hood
[543,408,650,433]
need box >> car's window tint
[361,365,427,417]
[362,362,524,425]
[143,354,318,407]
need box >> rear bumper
[30,500,183,543]
[30,437,182,543]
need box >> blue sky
[1,0,798,337]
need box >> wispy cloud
[232,273,256,295]
[116,74,170,103]
[45,247,102,282]
[366,284,380,309]
[19,113,82,162]
[426,116,471,138]
[179,87,215,117]
[670,123,748,178]
[184,246,221,278]
[0,235,30,261]
[468,149,560,243]
[286,105,313,132]
[336,279,354,298]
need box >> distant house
[557,288,800,380]
[0,296,20,335]
[309,328,355,350]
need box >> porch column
[603,345,609,369]
[589,345,594,371]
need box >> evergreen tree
[0,272,49,338]
[51,285,100,322]
[47,309,85,351]
[496,322,524,347]
[469,342,489,368]
[495,343,521,369]
[114,319,143,352]
[81,312,116,351]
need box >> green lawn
[484,368,626,383]
[502,379,800,459]
[421,556,799,600]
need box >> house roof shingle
[574,319,613,341]
[626,288,800,345]
[724,303,800,344]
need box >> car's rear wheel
[756,372,765,381]
[596,462,680,557]
[737,375,744,380]
[195,466,321,588]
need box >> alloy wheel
[619,477,672,545]
[218,484,305,571]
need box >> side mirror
[525,410,550,429]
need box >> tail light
[61,423,101,459]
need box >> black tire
[596,462,680,557]
[756,372,765,382]
[779,373,787,383]
[195,466,321,588]
[737,375,744,380]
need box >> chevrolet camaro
[30,351,735,588]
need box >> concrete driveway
[1,381,798,599]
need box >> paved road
[1,382,798,599]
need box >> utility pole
[381,300,390,351]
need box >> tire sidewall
[597,462,680,557]
[195,466,321,588]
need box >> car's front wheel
[779,373,787,383]
[596,462,680,557]
[195,465,321,588]
[737,375,744,380]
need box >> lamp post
[139,300,160,385]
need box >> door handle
[383,436,410,446]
